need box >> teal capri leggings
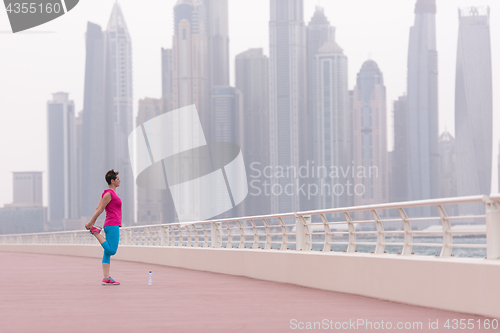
[101,226,120,264]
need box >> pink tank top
[102,189,122,227]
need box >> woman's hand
[85,222,93,230]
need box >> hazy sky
[0,0,498,207]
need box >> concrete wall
[1,244,499,318]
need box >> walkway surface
[0,252,495,332]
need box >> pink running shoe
[102,277,120,286]
[89,226,102,235]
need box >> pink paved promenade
[0,252,495,332]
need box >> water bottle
[148,271,153,285]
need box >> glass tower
[455,7,492,202]
[406,0,439,212]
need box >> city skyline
[0,0,499,210]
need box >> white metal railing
[1,195,500,259]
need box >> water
[224,234,486,258]
[335,235,487,258]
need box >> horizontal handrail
[1,194,499,259]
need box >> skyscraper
[407,0,439,208]
[172,0,209,137]
[81,3,134,225]
[106,2,134,224]
[212,86,242,218]
[205,0,229,88]
[391,94,408,203]
[212,86,242,145]
[205,0,230,148]
[439,130,458,215]
[75,111,83,219]
[81,22,106,222]
[306,6,335,211]
[455,7,492,202]
[161,47,173,112]
[170,0,210,222]
[439,130,457,198]
[47,92,78,222]
[235,48,270,217]
[136,98,165,224]
[352,60,388,210]
[269,0,306,214]
[314,41,349,211]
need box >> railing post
[295,214,311,251]
[486,199,500,259]
[344,212,356,253]
[211,221,220,248]
[437,205,452,257]
[160,226,166,246]
[124,228,130,246]
[250,220,259,249]
[398,208,413,255]
[262,219,272,250]
[277,217,288,251]
[236,221,245,249]
[371,210,385,254]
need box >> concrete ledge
[1,244,499,318]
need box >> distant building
[235,48,270,217]
[106,3,134,225]
[306,6,335,211]
[81,3,134,225]
[455,6,492,203]
[47,93,78,224]
[1,172,46,234]
[212,86,242,145]
[0,206,46,235]
[75,111,83,218]
[391,94,408,203]
[172,0,209,137]
[81,21,106,224]
[314,41,350,211]
[407,0,439,211]
[269,0,307,214]
[136,98,178,224]
[352,60,388,216]
[211,86,243,218]
[9,172,43,207]
[206,0,230,147]
[161,48,173,112]
[438,130,458,216]
[387,150,393,204]
[206,0,230,88]
[170,0,211,222]
[439,130,457,197]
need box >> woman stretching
[85,169,122,285]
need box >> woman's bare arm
[85,193,111,229]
